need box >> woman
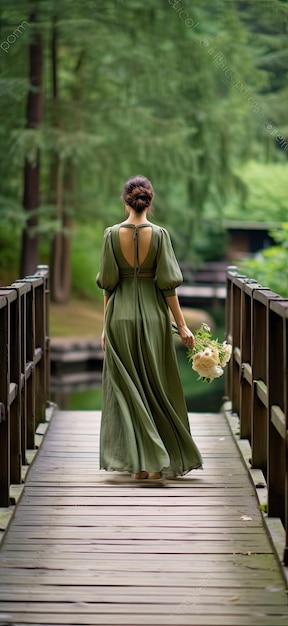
[96,175,203,479]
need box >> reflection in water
[51,346,225,413]
[51,372,102,410]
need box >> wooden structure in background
[0,266,50,506]
[178,261,227,310]
[225,267,288,566]
[225,221,278,261]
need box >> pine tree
[0,0,285,288]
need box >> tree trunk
[20,12,43,278]
[49,17,72,303]
[50,161,73,304]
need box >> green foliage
[239,223,288,297]
[68,388,102,411]
[223,161,288,222]
[259,503,267,514]
[193,223,229,262]
[70,222,105,300]
[0,221,20,282]
[0,0,287,279]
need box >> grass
[50,298,104,338]
[49,297,214,340]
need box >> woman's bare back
[118,224,153,268]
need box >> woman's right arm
[165,294,195,349]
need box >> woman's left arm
[101,294,110,351]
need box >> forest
[0,0,288,303]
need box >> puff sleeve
[96,228,119,296]
[155,228,183,296]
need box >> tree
[48,16,73,303]
[0,0,286,289]
[236,0,288,160]
[20,8,43,277]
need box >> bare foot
[148,472,162,479]
[133,471,149,479]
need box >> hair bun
[130,186,151,201]
[121,176,154,213]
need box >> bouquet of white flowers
[173,322,232,383]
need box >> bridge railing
[225,266,288,566]
[0,265,50,506]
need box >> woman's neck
[124,208,149,225]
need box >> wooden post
[34,279,46,425]
[0,295,10,506]
[268,300,288,565]
[285,306,288,567]
[0,267,50,506]
[15,279,35,449]
[0,289,22,488]
[226,267,288,567]
[284,304,288,566]
[8,290,21,485]
[25,283,35,449]
[230,277,242,417]
[12,283,31,465]
[240,285,253,440]
[251,291,283,473]
[225,267,237,401]
[240,281,269,442]
[267,304,285,520]
[37,266,50,404]
[251,291,268,473]
[16,270,50,441]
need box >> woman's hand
[101,329,105,351]
[166,295,195,350]
[177,324,195,349]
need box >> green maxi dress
[96,222,203,478]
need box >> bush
[238,223,288,297]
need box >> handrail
[0,265,50,506]
[225,266,288,566]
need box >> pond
[51,344,226,413]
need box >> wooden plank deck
[0,410,288,625]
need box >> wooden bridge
[0,266,288,625]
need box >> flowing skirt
[100,277,203,477]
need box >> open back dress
[96,222,203,478]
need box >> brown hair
[121,175,154,213]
